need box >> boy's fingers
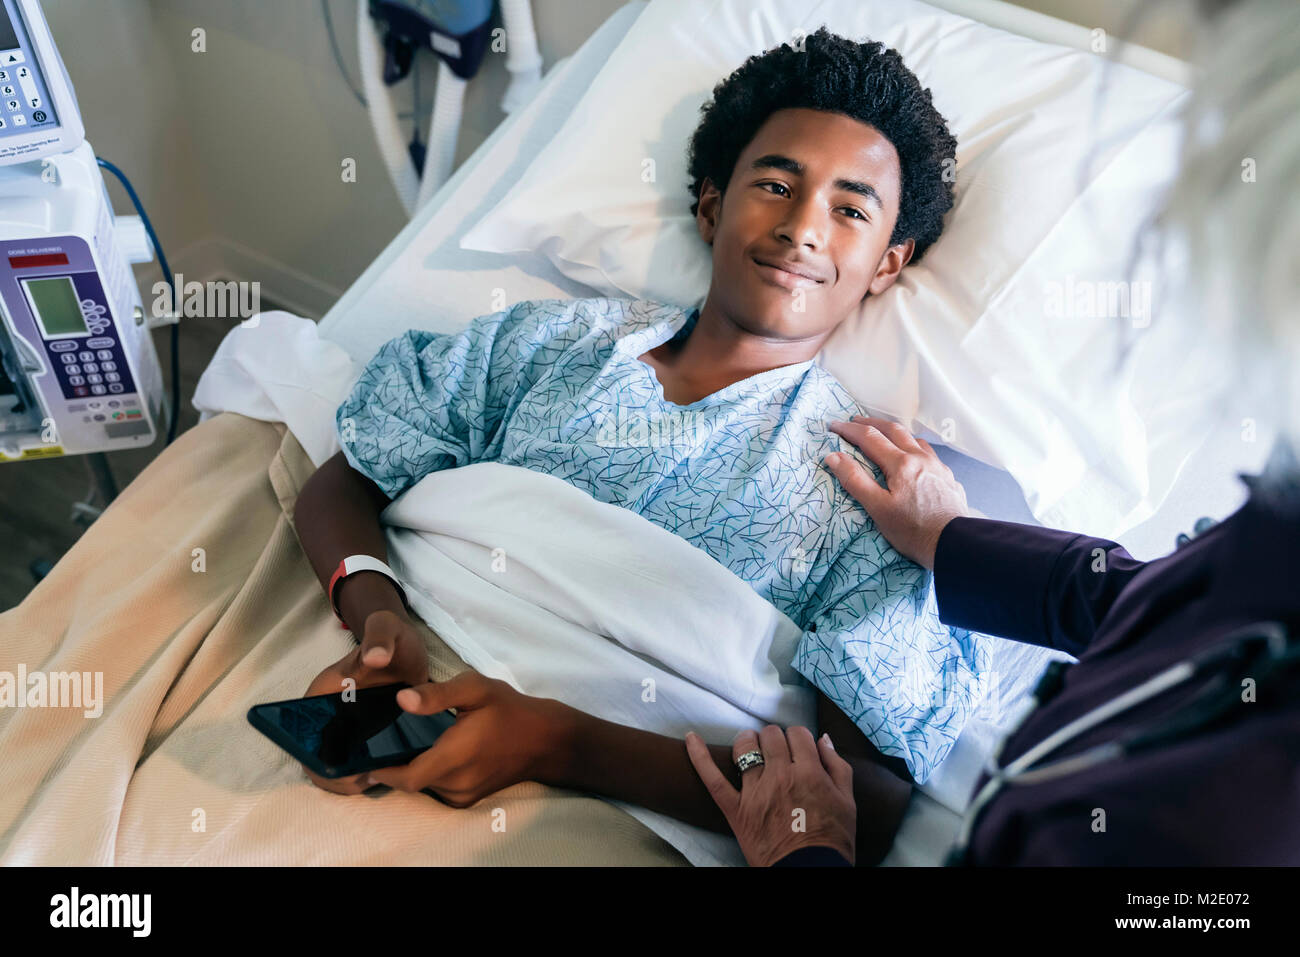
[394,683,448,715]
[359,620,395,668]
[368,761,418,791]
[370,736,459,793]
[395,672,490,715]
[306,768,373,794]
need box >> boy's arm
[293,451,407,633]
[814,690,912,865]
[294,460,909,851]
[552,709,741,835]
[547,697,908,860]
[287,452,757,830]
[302,305,554,629]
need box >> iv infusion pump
[0,0,164,461]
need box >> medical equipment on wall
[0,0,165,462]
[357,0,542,217]
[946,619,1299,864]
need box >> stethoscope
[947,619,1298,865]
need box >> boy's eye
[759,182,867,222]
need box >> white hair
[1152,0,1300,460]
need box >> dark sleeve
[771,845,852,867]
[931,516,1147,658]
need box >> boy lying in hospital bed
[293,27,983,864]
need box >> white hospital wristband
[327,555,411,628]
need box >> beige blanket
[0,411,686,865]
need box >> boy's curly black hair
[686,27,957,263]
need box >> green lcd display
[25,277,88,338]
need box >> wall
[42,0,213,306]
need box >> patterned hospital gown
[336,297,988,782]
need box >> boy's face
[697,107,915,344]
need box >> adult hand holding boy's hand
[686,726,856,866]
[367,672,574,807]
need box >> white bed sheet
[313,0,1272,864]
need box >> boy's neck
[637,298,832,406]
[650,297,829,379]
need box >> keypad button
[86,373,102,384]
[96,350,112,360]
[90,385,106,395]
[66,364,80,375]
[60,353,75,364]
[10,113,24,126]
[104,372,119,383]
[108,383,124,394]
[83,362,98,373]
[68,375,83,385]
[78,351,93,362]
[101,360,116,372]
[87,337,114,348]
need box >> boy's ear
[696,177,722,245]
[866,238,915,297]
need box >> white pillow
[461,0,1194,537]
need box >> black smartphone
[247,682,456,779]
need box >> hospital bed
[0,0,1263,866]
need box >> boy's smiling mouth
[751,255,827,289]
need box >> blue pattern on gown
[336,297,988,782]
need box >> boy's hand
[302,608,430,795]
[368,672,574,807]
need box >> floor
[0,301,289,610]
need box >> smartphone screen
[247,682,456,778]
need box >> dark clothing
[771,845,852,867]
[933,471,1300,864]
